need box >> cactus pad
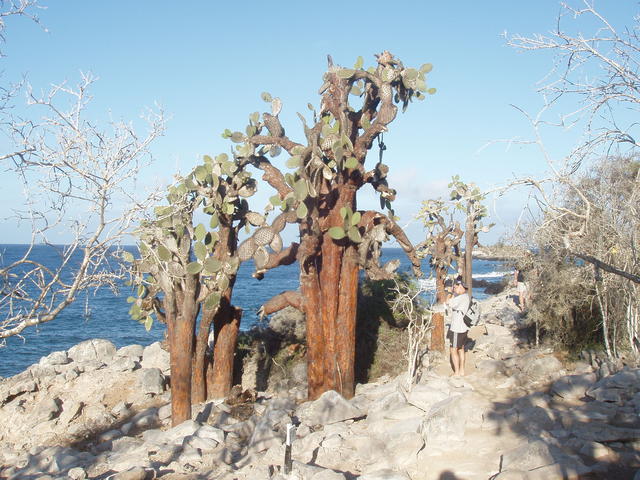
[253,226,275,246]
[237,237,256,262]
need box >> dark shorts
[447,330,467,349]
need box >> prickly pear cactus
[125,148,264,328]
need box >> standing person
[513,266,529,312]
[446,277,470,376]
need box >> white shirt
[447,293,470,333]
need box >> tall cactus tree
[229,52,434,399]
[127,153,262,425]
[416,199,463,352]
[448,176,492,298]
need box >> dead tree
[1,74,165,341]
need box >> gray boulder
[116,344,144,360]
[141,342,170,373]
[571,423,640,442]
[523,355,563,381]
[196,424,225,443]
[475,359,507,379]
[364,389,407,421]
[67,339,116,365]
[311,470,347,480]
[111,467,147,480]
[137,367,164,396]
[420,395,465,447]
[1,377,37,405]
[269,306,306,342]
[551,373,597,400]
[501,440,555,471]
[111,356,139,372]
[58,399,83,426]
[249,398,295,452]
[182,434,219,451]
[165,419,201,444]
[130,407,160,430]
[297,390,363,426]
[177,444,203,465]
[34,397,62,421]
[39,350,70,367]
[67,466,87,480]
[491,472,529,480]
[585,384,625,403]
[407,383,450,412]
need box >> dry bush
[526,156,640,359]
[356,274,430,386]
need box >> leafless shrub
[502,2,640,359]
[0,73,165,341]
[389,276,432,389]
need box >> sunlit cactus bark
[229,52,434,399]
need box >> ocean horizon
[0,244,510,378]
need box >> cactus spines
[237,237,256,262]
[253,226,275,246]
[271,212,288,233]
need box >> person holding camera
[446,277,470,376]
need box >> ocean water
[0,245,509,378]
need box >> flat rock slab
[571,424,640,442]
[551,373,597,400]
[296,390,363,426]
[501,440,555,471]
[359,470,411,480]
[407,384,450,412]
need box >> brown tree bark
[208,305,242,398]
[301,256,325,399]
[169,297,197,426]
[192,307,214,404]
[335,245,358,398]
[320,233,341,393]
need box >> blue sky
[0,1,635,246]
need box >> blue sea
[0,244,509,378]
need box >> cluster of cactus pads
[123,52,437,423]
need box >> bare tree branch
[0,74,165,340]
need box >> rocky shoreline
[1,288,639,479]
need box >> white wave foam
[473,271,509,279]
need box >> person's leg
[458,346,466,376]
[450,346,460,375]
[517,284,525,311]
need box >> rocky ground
[1,287,639,480]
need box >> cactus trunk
[169,308,197,426]
[208,305,242,398]
[192,308,214,404]
[303,188,359,400]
